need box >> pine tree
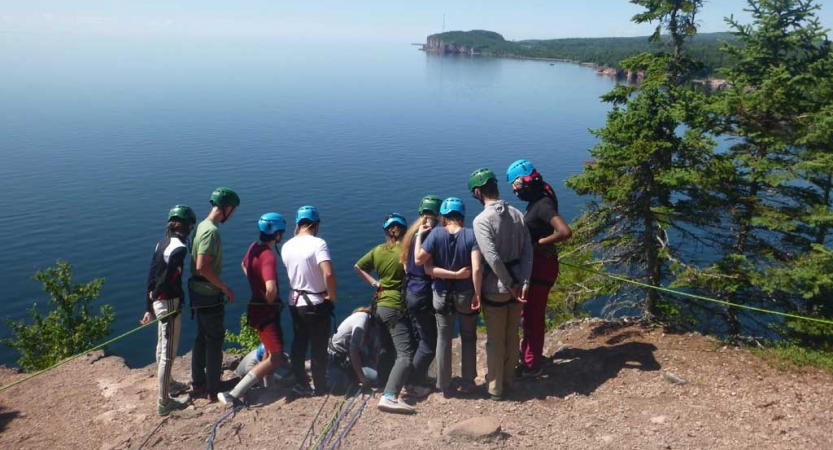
[566,0,715,319]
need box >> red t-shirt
[242,242,278,301]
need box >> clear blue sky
[2,0,832,43]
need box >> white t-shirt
[281,234,331,306]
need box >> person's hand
[471,294,480,310]
[419,222,432,235]
[455,267,472,279]
[222,285,235,303]
[325,293,336,302]
[140,312,153,325]
[510,284,528,303]
[520,283,529,302]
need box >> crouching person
[326,306,379,394]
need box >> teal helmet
[168,205,197,224]
[210,187,240,207]
[258,212,286,235]
[296,205,320,224]
[506,159,535,183]
[439,197,465,217]
[418,195,442,216]
[383,212,407,230]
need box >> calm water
[0,36,615,367]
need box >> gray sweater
[472,199,533,295]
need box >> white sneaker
[217,392,240,408]
[377,396,416,414]
[404,384,431,399]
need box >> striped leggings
[153,298,182,403]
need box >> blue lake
[0,37,616,367]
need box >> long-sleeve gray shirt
[472,199,533,295]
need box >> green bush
[225,313,260,355]
[3,261,115,372]
[751,343,833,375]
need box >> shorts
[257,319,284,355]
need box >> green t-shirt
[356,243,405,311]
[190,219,222,295]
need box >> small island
[422,29,734,79]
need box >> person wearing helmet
[415,197,482,399]
[189,187,240,401]
[506,159,572,378]
[355,212,430,414]
[469,168,533,401]
[141,205,197,416]
[218,213,288,406]
[398,195,442,387]
[281,205,337,397]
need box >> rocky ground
[1,318,832,450]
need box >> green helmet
[168,205,197,224]
[209,187,240,207]
[468,168,497,191]
[418,195,442,216]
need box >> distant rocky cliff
[423,37,479,55]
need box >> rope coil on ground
[205,401,247,450]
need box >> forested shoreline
[424,29,736,77]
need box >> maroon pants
[521,254,559,370]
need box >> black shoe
[520,366,543,378]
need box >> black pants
[290,303,332,394]
[406,289,437,385]
[190,290,225,394]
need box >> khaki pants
[482,294,523,397]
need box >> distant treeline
[426,30,736,77]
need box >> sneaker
[377,396,415,414]
[441,387,457,399]
[292,383,314,397]
[169,379,189,395]
[520,366,543,378]
[489,393,506,402]
[217,392,242,408]
[458,379,478,394]
[404,384,431,399]
[157,398,186,416]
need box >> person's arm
[472,217,514,289]
[518,219,534,302]
[241,260,247,277]
[320,260,337,301]
[354,249,378,288]
[196,253,235,303]
[471,249,482,309]
[261,251,278,303]
[538,212,572,246]
[424,258,471,280]
[142,244,159,324]
[414,232,430,265]
[348,325,370,385]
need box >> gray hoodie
[472,199,533,295]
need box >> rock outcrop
[422,37,478,55]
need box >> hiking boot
[377,396,415,414]
[520,366,543,378]
[217,392,242,408]
[169,379,189,395]
[292,383,314,397]
[441,387,456,399]
[404,384,431,399]
[457,379,478,394]
[157,398,186,416]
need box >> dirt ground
[1,318,831,450]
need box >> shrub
[3,261,115,372]
[225,313,260,355]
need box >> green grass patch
[751,343,833,375]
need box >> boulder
[446,416,502,442]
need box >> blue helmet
[258,212,286,235]
[506,159,535,183]
[440,197,465,217]
[255,343,265,361]
[383,212,407,230]
[296,205,320,224]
